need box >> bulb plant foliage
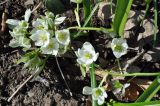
[6,9,70,71]
[7,1,153,105]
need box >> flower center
[48,43,54,49]
[95,89,102,97]
[84,53,92,59]
[58,32,65,41]
[37,25,44,30]
[40,34,48,42]
[114,44,123,52]
[19,21,28,28]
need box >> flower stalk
[90,63,97,106]
[116,58,122,71]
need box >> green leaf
[83,0,91,21]
[113,0,133,37]
[112,100,160,106]
[80,65,86,77]
[74,3,99,38]
[136,76,160,102]
[113,80,123,89]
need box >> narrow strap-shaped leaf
[112,100,160,106]
[153,0,158,46]
[113,0,133,37]
[136,76,160,102]
[83,0,91,21]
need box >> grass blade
[136,76,160,102]
[113,0,133,37]
[74,3,99,38]
[112,100,160,106]
[153,0,158,46]
[83,0,91,21]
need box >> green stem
[76,3,81,27]
[108,72,160,77]
[136,76,160,102]
[110,0,113,15]
[68,26,101,31]
[116,58,122,71]
[90,63,97,106]
[153,0,157,47]
[140,0,151,25]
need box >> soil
[0,0,160,106]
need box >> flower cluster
[7,10,70,56]
[30,12,70,56]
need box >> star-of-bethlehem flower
[30,30,50,47]
[111,38,128,58]
[55,29,70,46]
[83,86,107,105]
[70,0,82,4]
[75,42,99,66]
[41,38,59,56]
[6,9,31,48]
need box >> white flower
[6,9,31,29]
[83,86,107,105]
[111,38,128,58]
[113,83,130,97]
[9,26,27,38]
[24,9,32,22]
[32,18,49,30]
[92,87,107,105]
[55,29,70,45]
[6,19,20,26]
[41,38,59,56]
[54,16,66,25]
[30,30,50,47]
[70,0,82,4]
[83,86,92,95]
[9,36,31,49]
[75,42,99,65]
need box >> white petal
[54,16,66,25]
[122,43,128,49]
[103,92,108,98]
[97,96,105,105]
[30,30,50,47]
[41,38,59,56]
[82,42,94,51]
[70,0,82,3]
[32,19,41,28]
[55,29,70,45]
[25,9,32,22]
[93,53,99,61]
[20,37,31,48]
[82,86,92,95]
[124,83,130,88]
[6,19,20,29]
[9,39,20,48]
[113,51,122,58]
